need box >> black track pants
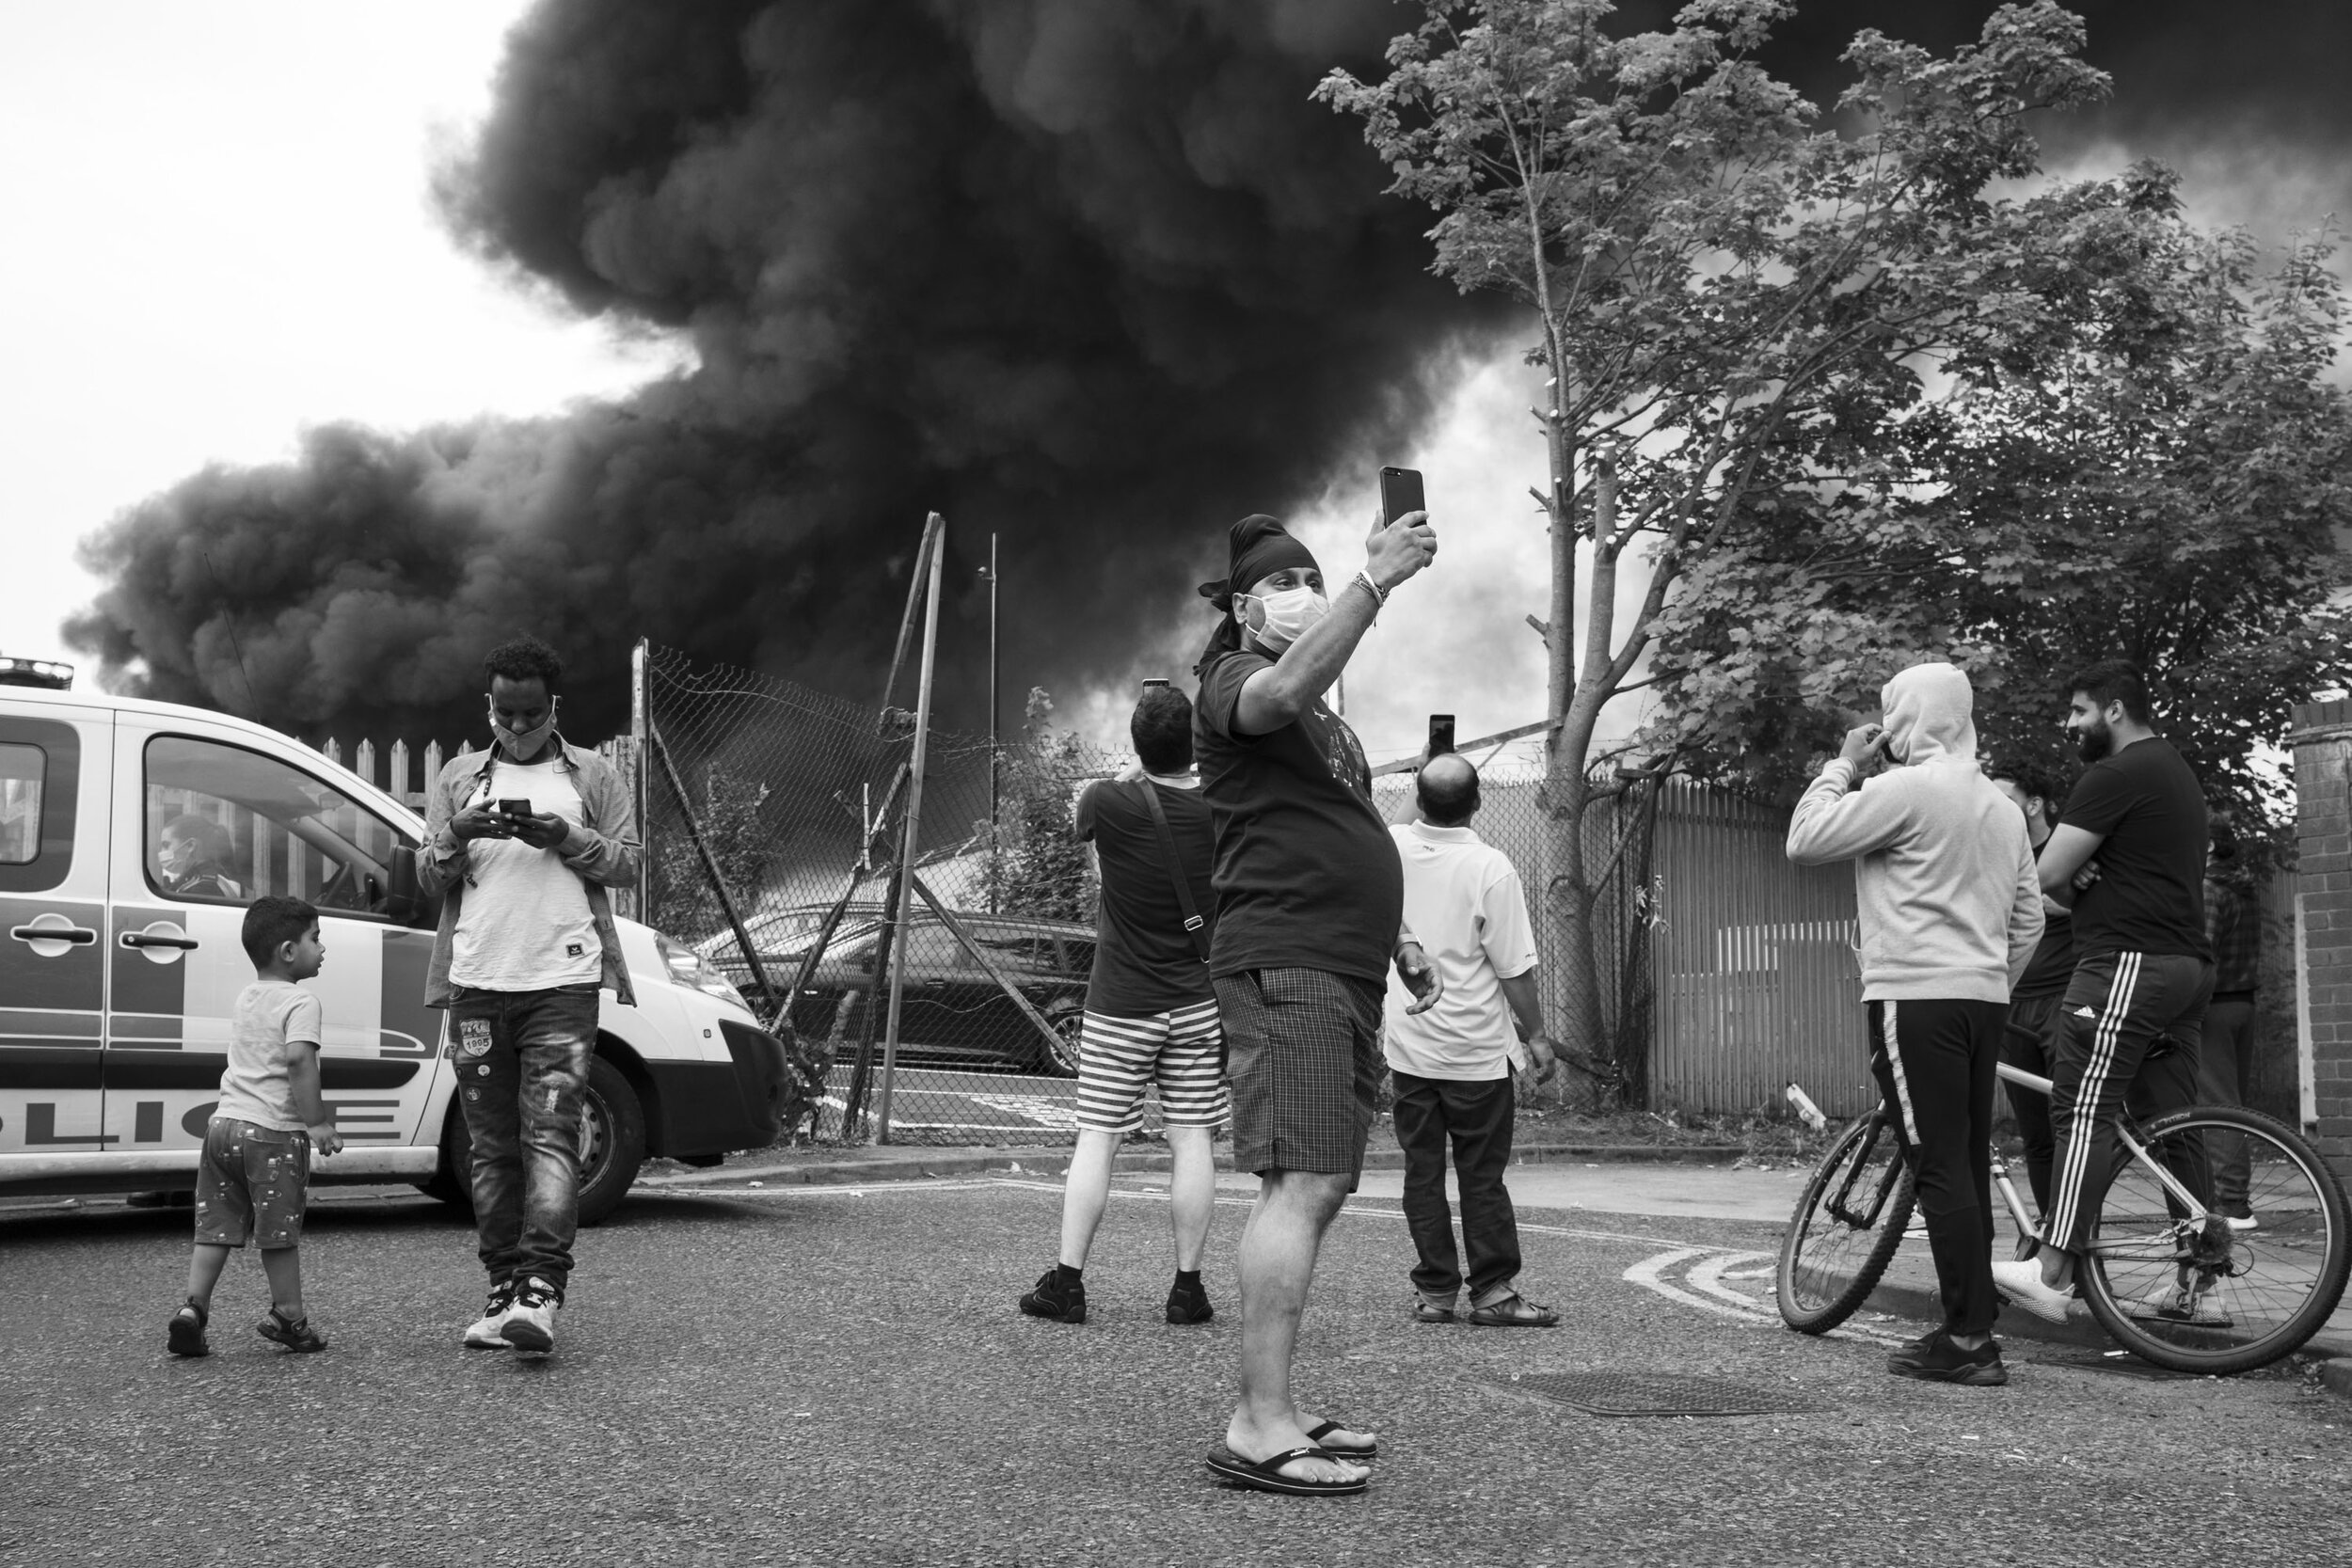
[1867,997,2006,1338]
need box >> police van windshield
[145,735,405,917]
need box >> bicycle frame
[1992,1059,2217,1258]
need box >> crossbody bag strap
[1136,781,1212,965]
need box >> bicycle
[1775,1027,2351,1374]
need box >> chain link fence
[633,638,1677,1148]
[639,643,1118,1147]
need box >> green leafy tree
[1646,185,2352,846]
[981,687,1098,923]
[1320,0,2132,1090]
[654,764,775,941]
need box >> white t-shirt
[1382,821,1538,1082]
[449,757,600,990]
[215,979,324,1132]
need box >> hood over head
[1880,661,1978,766]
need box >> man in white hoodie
[1788,662,2043,1386]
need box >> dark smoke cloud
[69,2,2352,743]
[69,0,1504,742]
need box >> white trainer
[1990,1259,2074,1324]
[463,1281,516,1349]
[2224,1212,2260,1233]
[502,1276,561,1354]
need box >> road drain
[1492,1370,1830,1417]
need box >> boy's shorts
[194,1117,311,1249]
[1073,998,1229,1133]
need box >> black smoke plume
[68,2,2352,744]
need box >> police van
[0,681,786,1222]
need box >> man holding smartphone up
[420,634,640,1355]
[1192,498,1439,1497]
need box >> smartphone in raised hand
[1379,466,1424,528]
[1427,713,1455,757]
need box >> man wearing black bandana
[1193,508,1441,1497]
[419,634,640,1356]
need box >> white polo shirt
[1382,820,1538,1082]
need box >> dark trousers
[449,984,598,1295]
[2044,952,2212,1255]
[1868,998,2004,1338]
[2200,992,2258,1212]
[1391,1069,1521,1304]
[2001,992,2065,1217]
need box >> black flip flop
[1305,1420,1379,1461]
[1205,1445,1369,1497]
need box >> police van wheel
[415,1056,646,1225]
[576,1055,647,1227]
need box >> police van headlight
[655,933,751,1011]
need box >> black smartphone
[1428,713,1455,756]
[1141,677,1169,690]
[497,798,532,821]
[1379,466,1425,528]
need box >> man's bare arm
[2037,824,2106,905]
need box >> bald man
[1383,753,1561,1327]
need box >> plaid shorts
[1074,999,1229,1133]
[1216,967,1385,1180]
[193,1117,311,1249]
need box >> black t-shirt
[1194,650,1402,984]
[2013,836,2075,1000]
[1073,779,1217,1017]
[2058,736,2210,961]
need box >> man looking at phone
[1192,505,1440,1497]
[1787,662,2042,1386]
[421,634,641,1355]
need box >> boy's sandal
[1467,1292,1561,1328]
[257,1307,328,1354]
[167,1300,210,1358]
[1204,1445,1369,1497]
[1411,1298,1458,1324]
[1304,1420,1378,1461]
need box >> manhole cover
[1491,1370,1829,1417]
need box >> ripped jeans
[449,984,598,1296]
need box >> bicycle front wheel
[2077,1105,2351,1374]
[1777,1110,1915,1334]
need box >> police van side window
[0,743,40,864]
[144,736,402,918]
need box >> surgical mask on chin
[488,697,559,756]
[1242,586,1330,653]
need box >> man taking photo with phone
[1192,504,1439,1497]
[420,634,640,1356]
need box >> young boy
[166,895,344,1356]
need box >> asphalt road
[2,1173,2345,1567]
[819,1062,1096,1139]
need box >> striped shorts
[1074,998,1229,1133]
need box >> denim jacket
[419,736,641,1007]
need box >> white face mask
[1239,585,1329,652]
[488,696,559,756]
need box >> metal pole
[986,531,999,911]
[630,639,650,924]
[878,512,947,1143]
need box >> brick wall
[2292,697,2352,1183]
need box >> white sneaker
[1991,1259,2074,1324]
[501,1276,561,1354]
[462,1281,516,1349]
[2224,1212,2259,1233]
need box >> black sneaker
[1887,1331,2006,1386]
[1166,1275,1214,1325]
[1019,1268,1086,1323]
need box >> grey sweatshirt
[1786,662,2042,1004]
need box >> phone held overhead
[1378,467,1424,529]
